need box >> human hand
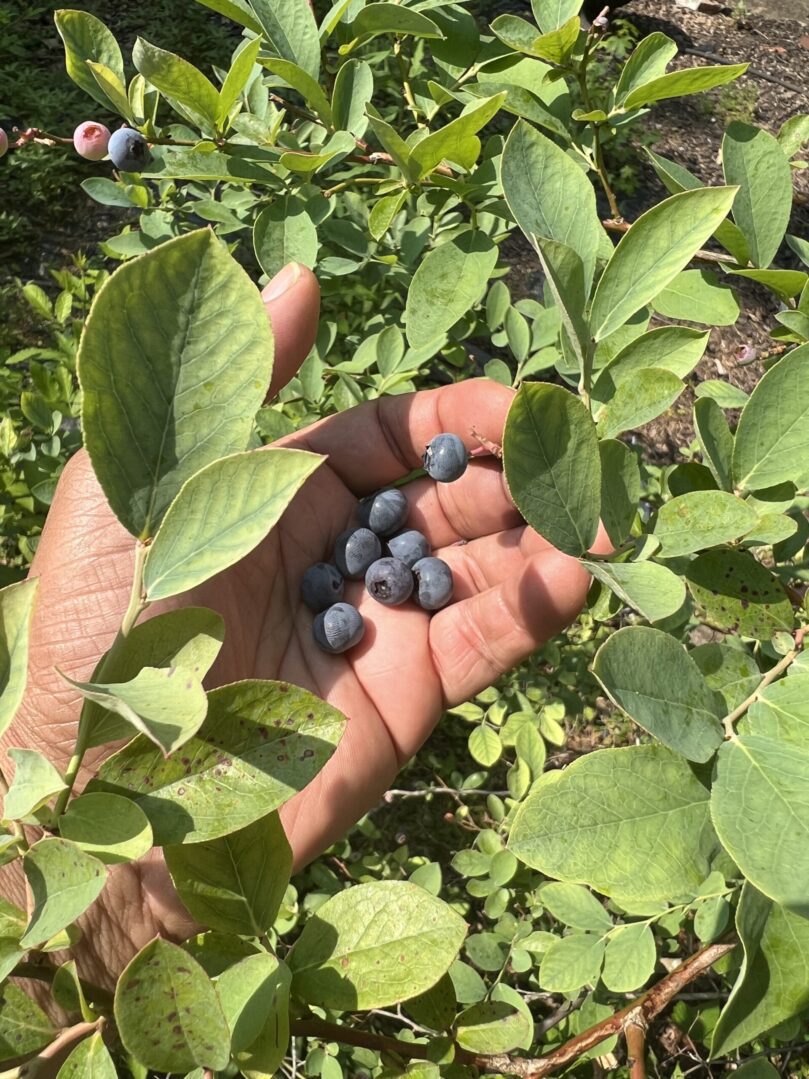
[3,263,592,988]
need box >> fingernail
[262,262,303,302]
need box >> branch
[17,1020,102,1077]
[623,1009,647,1079]
[292,939,737,1078]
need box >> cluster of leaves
[1,0,809,1076]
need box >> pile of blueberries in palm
[302,434,470,654]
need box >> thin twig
[722,627,805,738]
[624,1009,647,1079]
[19,1020,101,1075]
[382,787,509,801]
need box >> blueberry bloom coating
[412,556,454,610]
[334,527,382,579]
[423,433,469,483]
[108,128,151,172]
[301,562,344,612]
[365,557,414,606]
[357,488,409,536]
[313,602,365,654]
[387,529,430,569]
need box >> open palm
[3,265,592,984]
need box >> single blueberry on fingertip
[423,433,469,483]
[365,557,414,606]
[412,556,454,610]
[301,562,344,613]
[108,127,151,172]
[387,528,430,569]
[357,487,409,536]
[313,602,365,654]
[334,527,382,579]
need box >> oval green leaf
[686,549,794,640]
[56,1032,117,1078]
[723,121,793,268]
[653,490,758,558]
[583,561,686,624]
[21,838,107,948]
[0,578,39,740]
[59,792,153,864]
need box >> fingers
[261,263,321,400]
[401,459,520,547]
[285,380,515,495]
[428,545,590,706]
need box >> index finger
[281,380,515,496]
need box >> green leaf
[622,63,748,111]
[711,883,809,1056]
[0,578,38,740]
[143,448,322,601]
[695,397,734,492]
[591,187,738,341]
[455,997,532,1054]
[85,607,224,749]
[539,934,606,992]
[653,491,758,558]
[533,238,589,372]
[743,677,809,747]
[694,379,749,410]
[596,368,684,440]
[21,838,107,948]
[367,113,418,180]
[56,1032,117,1078]
[694,895,730,942]
[723,121,793,268]
[3,748,66,821]
[288,881,466,1010]
[59,792,153,864]
[369,191,407,241]
[250,0,320,77]
[142,147,277,184]
[54,9,125,112]
[583,561,686,624]
[502,120,601,291]
[712,735,809,917]
[593,327,709,405]
[509,745,716,902]
[730,268,808,303]
[598,439,640,547]
[86,61,133,121]
[260,57,332,126]
[733,344,809,492]
[691,643,761,712]
[194,0,262,33]
[115,938,230,1073]
[63,665,208,757]
[133,38,221,131]
[539,882,612,932]
[254,196,319,280]
[283,132,355,175]
[686,549,793,640]
[468,724,501,767]
[615,32,677,104]
[404,974,456,1032]
[217,952,288,1055]
[503,383,600,557]
[78,230,275,539]
[411,93,506,179]
[0,984,55,1060]
[235,959,291,1078]
[332,59,373,139]
[218,38,263,126]
[652,269,740,326]
[344,4,443,52]
[593,626,722,761]
[165,812,291,936]
[491,14,580,66]
[601,922,656,992]
[778,113,809,158]
[404,230,498,348]
[530,0,583,32]
[94,680,345,845]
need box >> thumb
[261,262,321,400]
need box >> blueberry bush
[1,0,809,1075]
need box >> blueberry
[73,121,111,161]
[387,529,430,569]
[423,433,468,483]
[301,562,344,612]
[412,557,454,611]
[108,128,151,172]
[357,488,409,536]
[365,557,414,606]
[334,527,382,579]
[313,602,365,654]
[0,129,7,159]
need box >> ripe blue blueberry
[357,488,409,536]
[365,557,414,606]
[313,602,365,654]
[301,562,344,613]
[108,128,151,172]
[412,557,454,611]
[387,529,430,569]
[423,433,468,483]
[334,527,382,579]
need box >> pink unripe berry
[0,129,8,158]
[73,121,111,161]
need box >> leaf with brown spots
[686,549,794,640]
